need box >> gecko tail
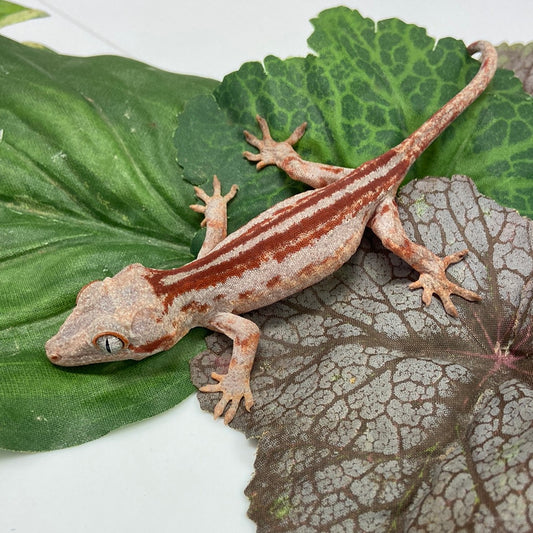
[399,40,498,161]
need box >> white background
[1,1,531,532]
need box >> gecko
[46,41,497,424]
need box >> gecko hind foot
[409,249,481,317]
[243,115,307,170]
[199,369,254,424]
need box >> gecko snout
[45,336,64,365]
[45,346,63,364]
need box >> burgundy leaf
[191,175,533,532]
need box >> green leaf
[175,7,533,225]
[0,35,218,451]
[0,0,47,29]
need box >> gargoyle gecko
[46,41,497,423]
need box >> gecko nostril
[48,353,61,363]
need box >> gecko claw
[243,128,265,149]
[199,369,254,424]
[242,150,260,160]
[286,121,308,146]
[409,250,481,317]
[243,116,307,171]
[443,249,469,267]
[189,176,238,217]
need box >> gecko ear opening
[130,307,178,354]
[130,306,173,340]
[131,307,159,336]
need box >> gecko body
[46,41,497,423]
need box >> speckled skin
[45,41,497,423]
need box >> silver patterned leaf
[191,175,533,532]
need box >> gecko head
[45,263,186,366]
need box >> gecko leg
[199,312,260,424]
[369,197,481,317]
[190,175,238,258]
[244,115,352,188]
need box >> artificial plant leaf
[0,35,218,451]
[497,42,533,95]
[191,175,533,531]
[0,0,46,29]
[175,7,533,229]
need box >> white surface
[1,2,531,533]
[0,396,256,533]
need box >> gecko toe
[199,369,253,424]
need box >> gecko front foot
[199,367,254,424]
[189,174,238,226]
[243,115,307,170]
[189,175,238,258]
[409,249,481,317]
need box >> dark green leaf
[0,35,218,451]
[176,7,533,225]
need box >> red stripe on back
[148,148,409,305]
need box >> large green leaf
[176,7,533,230]
[4,6,532,453]
[0,35,218,451]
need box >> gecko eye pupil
[95,334,124,354]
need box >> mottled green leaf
[0,35,218,451]
[176,7,533,225]
[0,0,46,29]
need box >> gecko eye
[94,334,126,355]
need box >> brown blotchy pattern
[191,176,533,532]
[130,333,175,354]
[497,42,533,95]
